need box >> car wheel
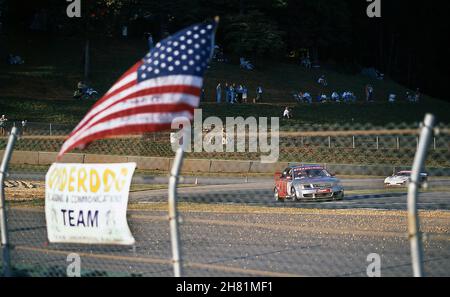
[335,192,344,201]
[274,188,284,202]
[291,187,299,201]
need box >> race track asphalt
[130,177,450,210]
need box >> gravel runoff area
[5,204,450,277]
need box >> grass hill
[1,34,449,126]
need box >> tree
[222,10,285,58]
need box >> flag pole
[168,127,189,277]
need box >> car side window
[287,169,293,179]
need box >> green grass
[1,34,450,125]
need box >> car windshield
[294,169,331,179]
[397,172,411,177]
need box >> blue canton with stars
[137,20,217,82]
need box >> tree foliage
[222,10,285,58]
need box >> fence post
[376,136,379,150]
[168,128,188,277]
[49,123,52,136]
[396,137,400,149]
[0,127,19,277]
[352,136,355,149]
[407,114,435,277]
[328,136,331,148]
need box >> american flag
[58,19,218,158]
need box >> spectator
[301,56,312,69]
[201,88,206,102]
[414,88,421,102]
[331,91,340,102]
[242,85,248,103]
[8,54,24,65]
[283,107,292,119]
[388,94,396,103]
[256,86,263,102]
[405,91,414,102]
[317,75,327,86]
[318,93,328,102]
[303,92,312,104]
[365,84,374,101]
[77,80,87,94]
[230,84,236,103]
[216,83,222,103]
[21,120,27,135]
[0,114,7,136]
[228,84,235,104]
[146,33,154,50]
[224,83,230,103]
[236,84,244,103]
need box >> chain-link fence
[1,119,449,277]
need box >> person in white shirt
[283,107,292,119]
[331,92,340,102]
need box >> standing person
[147,33,154,51]
[224,82,230,103]
[283,107,292,119]
[21,120,27,135]
[0,114,8,136]
[242,85,248,103]
[236,84,243,103]
[365,84,374,102]
[256,86,263,102]
[201,88,206,102]
[216,83,222,103]
[414,88,421,102]
[230,84,236,103]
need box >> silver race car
[274,165,344,201]
[384,170,428,187]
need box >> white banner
[45,163,136,245]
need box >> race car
[384,171,428,187]
[274,164,344,202]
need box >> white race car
[384,171,428,187]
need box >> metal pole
[168,128,188,277]
[407,114,435,277]
[352,136,355,149]
[49,123,52,136]
[0,127,19,277]
[328,136,331,148]
[376,136,379,150]
[396,137,400,149]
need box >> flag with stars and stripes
[57,19,218,158]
